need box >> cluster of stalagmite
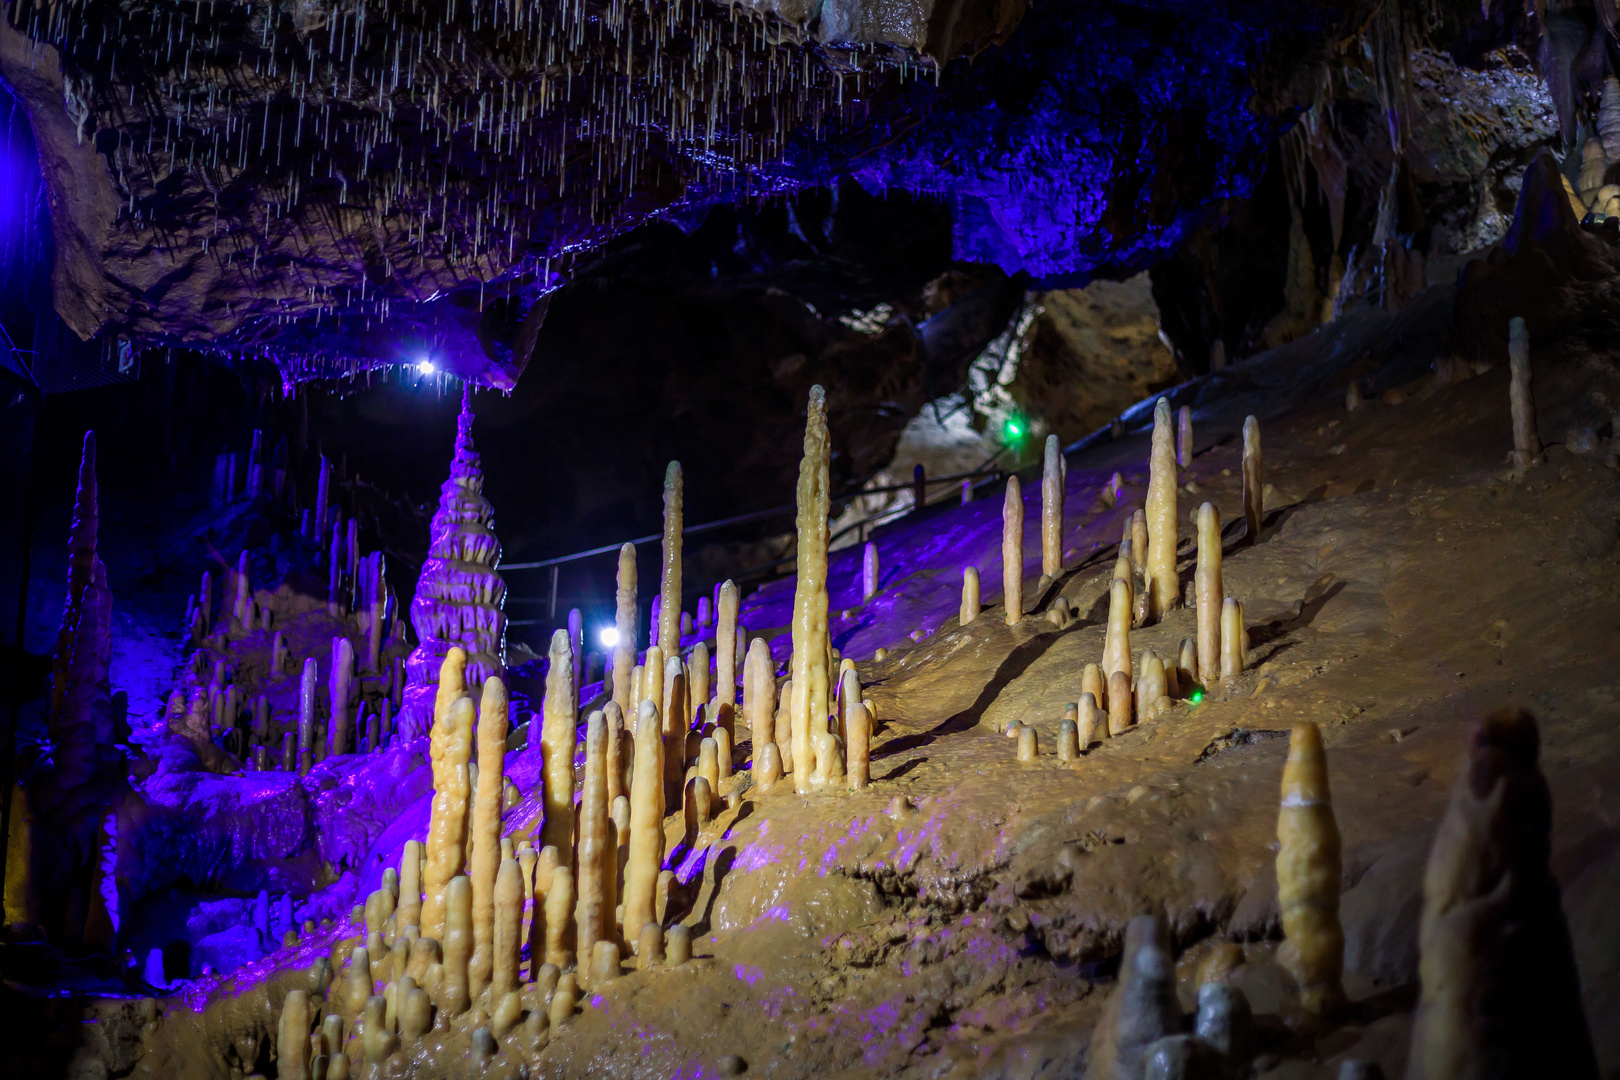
[400,387,508,739]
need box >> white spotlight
[598,626,620,649]
[416,358,436,375]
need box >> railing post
[549,564,559,623]
[912,463,926,513]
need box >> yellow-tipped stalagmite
[1508,317,1541,469]
[1178,639,1197,691]
[611,544,637,721]
[423,690,475,940]
[623,701,664,951]
[539,630,576,857]
[1404,710,1600,1080]
[863,542,880,603]
[690,642,710,721]
[575,711,609,965]
[491,858,522,1007]
[398,840,423,932]
[1103,579,1132,679]
[1275,722,1345,1017]
[1041,434,1063,578]
[1136,651,1167,722]
[467,677,508,1001]
[544,863,575,968]
[658,462,684,658]
[1078,692,1102,747]
[1131,510,1148,579]
[1241,416,1262,544]
[1082,663,1106,713]
[960,567,980,626]
[846,699,871,789]
[605,701,626,809]
[1145,398,1179,619]
[399,986,431,1040]
[1002,476,1025,625]
[1107,670,1133,736]
[1177,406,1193,469]
[1057,717,1079,761]
[637,923,665,967]
[1017,725,1038,763]
[1195,503,1223,684]
[790,386,832,795]
[715,580,739,709]
[1220,598,1245,683]
[745,639,773,776]
[441,876,473,1015]
[277,989,312,1080]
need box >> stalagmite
[667,924,692,965]
[1195,503,1223,684]
[1088,916,1181,1080]
[1276,722,1345,1017]
[1178,639,1198,691]
[612,544,637,720]
[1131,511,1148,579]
[1041,434,1063,578]
[1057,717,1079,761]
[491,857,522,1003]
[691,642,711,717]
[1108,670,1133,736]
[540,629,576,856]
[298,658,318,770]
[862,542,880,602]
[1145,398,1179,619]
[1136,651,1167,722]
[441,876,473,1015]
[1242,416,1262,544]
[1002,476,1025,624]
[327,636,355,756]
[399,391,507,738]
[658,462,684,658]
[1082,663,1106,712]
[1176,406,1193,469]
[423,692,475,940]
[846,699,871,788]
[399,841,423,931]
[715,580,739,708]
[544,863,575,967]
[1078,692,1102,747]
[790,386,831,795]
[1017,725,1038,763]
[575,711,609,966]
[623,700,664,951]
[467,678,508,1000]
[1220,598,1245,683]
[745,638,773,773]
[960,567,980,625]
[663,655,688,807]
[1103,579,1132,679]
[1507,317,1541,469]
[400,987,432,1040]
[604,701,627,810]
[361,995,396,1063]
[1405,709,1599,1080]
[233,550,251,627]
[568,608,584,691]
[277,989,312,1080]
[755,743,785,791]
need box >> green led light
[1004,417,1024,439]
[1188,687,1205,704]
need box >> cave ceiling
[0,0,1350,389]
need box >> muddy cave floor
[19,287,1620,1079]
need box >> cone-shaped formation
[1145,399,1179,620]
[1405,709,1599,1080]
[1276,722,1345,1017]
[400,388,507,738]
[1087,916,1182,1080]
[790,386,832,794]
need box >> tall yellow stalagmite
[1276,722,1345,1017]
[1241,416,1263,544]
[1041,434,1063,578]
[790,386,831,795]
[1102,579,1132,679]
[539,630,576,858]
[1194,503,1223,685]
[611,544,637,721]
[575,711,609,964]
[1144,399,1179,619]
[715,580,740,709]
[466,676,508,1001]
[658,462,684,659]
[1003,476,1025,625]
[623,701,665,950]
[745,638,773,776]
[422,680,475,941]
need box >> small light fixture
[416,357,436,375]
[598,626,620,649]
